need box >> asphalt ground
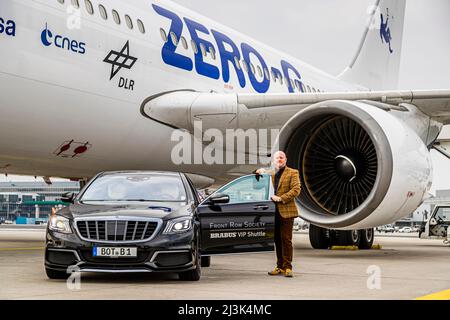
[0,228,449,300]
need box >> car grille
[76,220,159,242]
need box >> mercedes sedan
[45,171,275,281]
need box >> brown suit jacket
[271,166,301,219]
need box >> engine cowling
[275,100,433,230]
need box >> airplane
[1,0,450,248]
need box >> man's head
[273,151,287,170]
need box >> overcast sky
[4,0,450,192]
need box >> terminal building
[0,181,80,221]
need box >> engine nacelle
[276,100,433,230]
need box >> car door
[197,174,275,255]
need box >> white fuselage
[0,0,362,180]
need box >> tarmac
[0,227,449,300]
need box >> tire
[309,224,330,249]
[358,228,374,249]
[179,232,202,281]
[45,267,69,279]
[336,230,361,246]
[201,256,211,267]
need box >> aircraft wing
[236,89,450,124]
[142,89,450,134]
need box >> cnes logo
[0,17,16,37]
[41,23,86,54]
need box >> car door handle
[254,205,269,210]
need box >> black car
[45,171,275,281]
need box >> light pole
[6,194,9,221]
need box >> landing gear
[309,224,330,249]
[334,229,361,247]
[309,225,375,249]
[359,228,374,249]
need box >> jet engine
[276,100,433,230]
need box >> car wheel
[309,224,330,249]
[179,231,202,281]
[45,267,69,280]
[179,248,201,281]
[358,228,374,249]
[201,256,211,267]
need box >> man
[256,151,301,277]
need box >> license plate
[93,247,137,258]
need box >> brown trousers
[274,210,294,270]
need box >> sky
[4,0,450,192]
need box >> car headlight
[163,218,192,234]
[48,215,72,234]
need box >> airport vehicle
[293,218,301,231]
[399,227,413,233]
[45,171,275,280]
[293,217,309,231]
[376,225,394,233]
[2,0,450,248]
[419,205,450,246]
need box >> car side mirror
[60,192,75,204]
[208,193,230,205]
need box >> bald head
[273,151,287,170]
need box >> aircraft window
[57,0,65,4]
[180,36,188,49]
[295,81,300,91]
[137,19,145,34]
[290,79,295,89]
[200,43,207,57]
[279,76,283,85]
[250,63,256,75]
[160,28,168,43]
[306,85,311,92]
[125,15,133,30]
[242,60,248,73]
[99,4,107,20]
[271,70,276,82]
[84,0,94,15]
[112,9,121,25]
[191,40,198,54]
[170,31,178,45]
[312,87,317,93]
[234,57,241,70]
[209,46,216,60]
[264,68,270,80]
[71,0,79,9]
[257,65,262,78]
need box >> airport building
[0,181,80,221]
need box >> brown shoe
[268,267,284,276]
[284,269,293,277]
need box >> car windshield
[80,174,187,202]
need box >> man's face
[273,152,287,170]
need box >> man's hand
[255,168,266,175]
[271,195,282,203]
